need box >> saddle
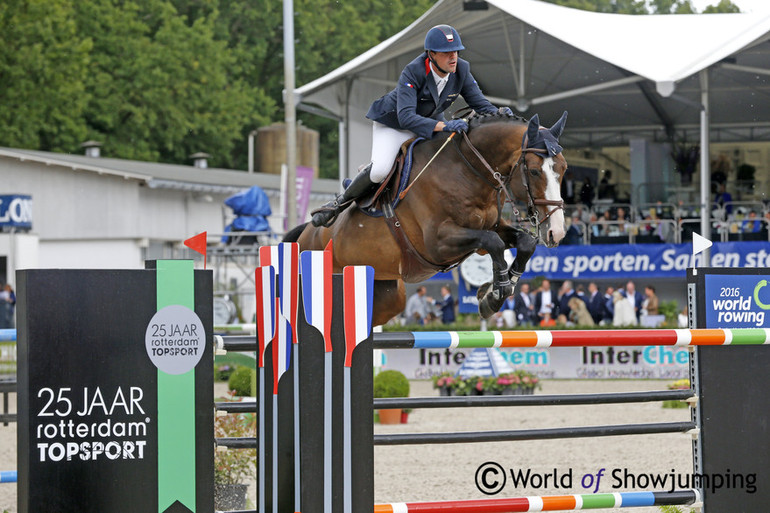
[355,137,456,282]
[356,137,423,216]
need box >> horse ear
[527,114,540,143]
[549,111,568,139]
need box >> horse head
[520,111,568,247]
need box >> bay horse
[285,111,569,326]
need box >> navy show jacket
[366,53,498,139]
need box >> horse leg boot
[311,163,376,227]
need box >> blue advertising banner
[0,194,32,230]
[704,274,770,328]
[517,241,770,280]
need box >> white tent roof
[297,0,770,148]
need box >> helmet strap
[428,51,450,75]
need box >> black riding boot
[311,163,376,227]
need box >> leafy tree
[703,0,740,13]
[77,0,258,168]
[0,0,91,152]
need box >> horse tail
[283,222,309,242]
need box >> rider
[311,24,513,227]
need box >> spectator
[404,286,432,325]
[710,154,730,193]
[493,294,516,328]
[642,285,659,316]
[557,280,576,321]
[603,286,616,324]
[535,279,557,322]
[587,213,601,238]
[742,211,762,233]
[561,170,576,204]
[0,284,15,329]
[713,182,733,217]
[579,177,594,208]
[435,285,456,325]
[563,215,583,245]
[539,312,557,327]
[615,207,628,235]
[587,282,605,325]
[620,281,645,322]
[568,296,595,326]
[678,307,689,328]
[598,170,616,200]
[598,210,613,236]
[612,290,637,327]
[514,283,537,326]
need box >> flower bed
[432,370,541,396]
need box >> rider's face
[430,51,458,75]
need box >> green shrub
[373,370,410,398]
[228,366,255,396]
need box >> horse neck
[466,122,525,173]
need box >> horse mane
[467,110,528,129]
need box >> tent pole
[283,0,298,229]
[699,69,711,264]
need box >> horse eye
[529,167,541,177]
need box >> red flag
[183,232,207,268]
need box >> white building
[0,147,338,322]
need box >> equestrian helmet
[424,25,465,52]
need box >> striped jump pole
[0,330,15,342]
[254,265,275,513]
[300,241,334,513]
[374,489,700,512]
[372,328,770,349]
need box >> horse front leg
[496,224,538,287]
[459,230,513,319]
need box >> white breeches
[369,122,417,183]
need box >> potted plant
[214,391,256,510]
[494,373,517,395]
[518,370,541,395]
[373,370,410,424]
[432,371,456,396]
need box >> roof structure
[297,0,770,148]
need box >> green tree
[0,0,91,152]
[77,0,258,168]
[703,0,740,13]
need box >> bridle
[452,125,564,233]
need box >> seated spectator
[615,207,628,234]
[598,210,613,236]
[743,211,762,233]
[563,215,583,245]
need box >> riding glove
[498,106,514,116]
[443,119,468,133]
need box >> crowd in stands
[556,169,769,245]
[493,279,669,329]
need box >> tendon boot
[311,163,376,227]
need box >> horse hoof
[476,283,495,319]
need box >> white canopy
[297,0,770,151]
[295,0,770,251]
